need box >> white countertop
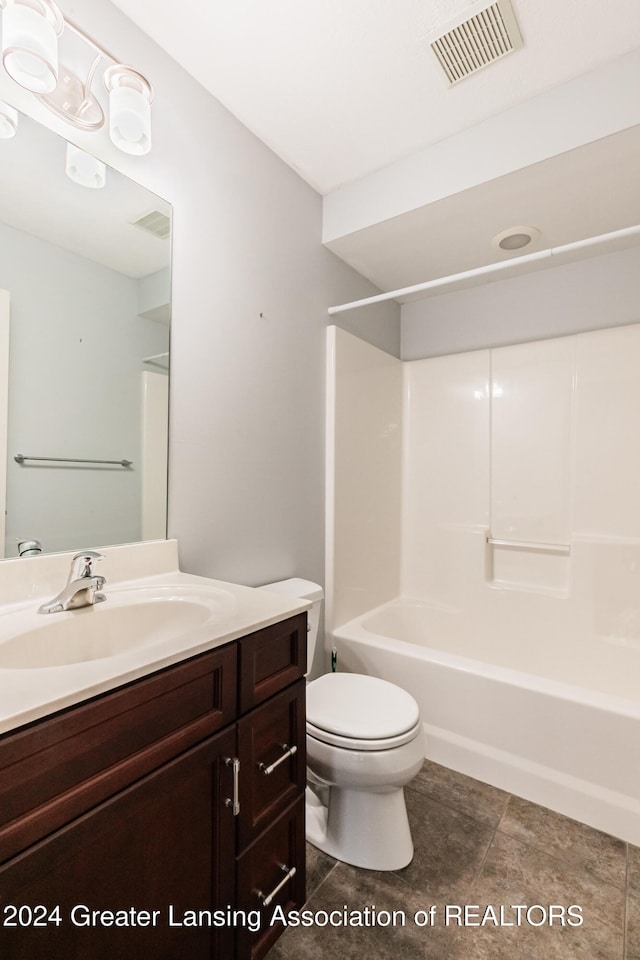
[0,542,310,736]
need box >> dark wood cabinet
[1,730,236,960]
[0,612,307,960]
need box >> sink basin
[0,585,238,669]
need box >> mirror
[0,110,171,558]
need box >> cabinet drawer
[237,680,305,849]
[0,643,237,862]
[236,795,305,960]
[238,613,306,713]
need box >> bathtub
[331,597,640,845]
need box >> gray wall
[0,220,167,556]
[50,0,401,587]
[401,245,640,360]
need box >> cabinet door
[0,729,237,960]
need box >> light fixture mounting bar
[63,16,119,69]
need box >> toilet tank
[258,578,324,672]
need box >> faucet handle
[69,550,104,580]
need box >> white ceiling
[108,0,640,295]
[110,0,640,193]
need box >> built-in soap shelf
[486,537,571,556]
[486,534,571,597]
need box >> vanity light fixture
[65,142,106,188]
[0,98,18,137]
[104,64,152,156]
[0,0,153,154]
[1,0,62,94]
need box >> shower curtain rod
[327,223,640,316]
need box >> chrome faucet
[38,551,106,614]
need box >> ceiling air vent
[131,210,171,240]
[428,0,523,85]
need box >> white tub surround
[327,323,640,844]
[326,326,402,629]
[0,539,309,735]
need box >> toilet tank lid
[259,577,324,602]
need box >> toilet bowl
[259,579,426,871]
[306,671,426,870]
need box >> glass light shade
[107,71,152,156]
[65,143,106,189]
[2,1,60,94]
[0,100,18,138]
[491,225,540,252]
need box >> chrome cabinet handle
[256,865,296,907]
[224,756,240,815]
[258,743,298,776]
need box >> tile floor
[266,760,640,960]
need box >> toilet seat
[306,717,423,751]
[306,673,421,751]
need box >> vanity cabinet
[0,612,307,960]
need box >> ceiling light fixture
[491,225,540,251]
[0,0,153,154]
[0,98,18,137]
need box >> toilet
[260,578,426,871]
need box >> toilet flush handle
[258,743,297,776]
